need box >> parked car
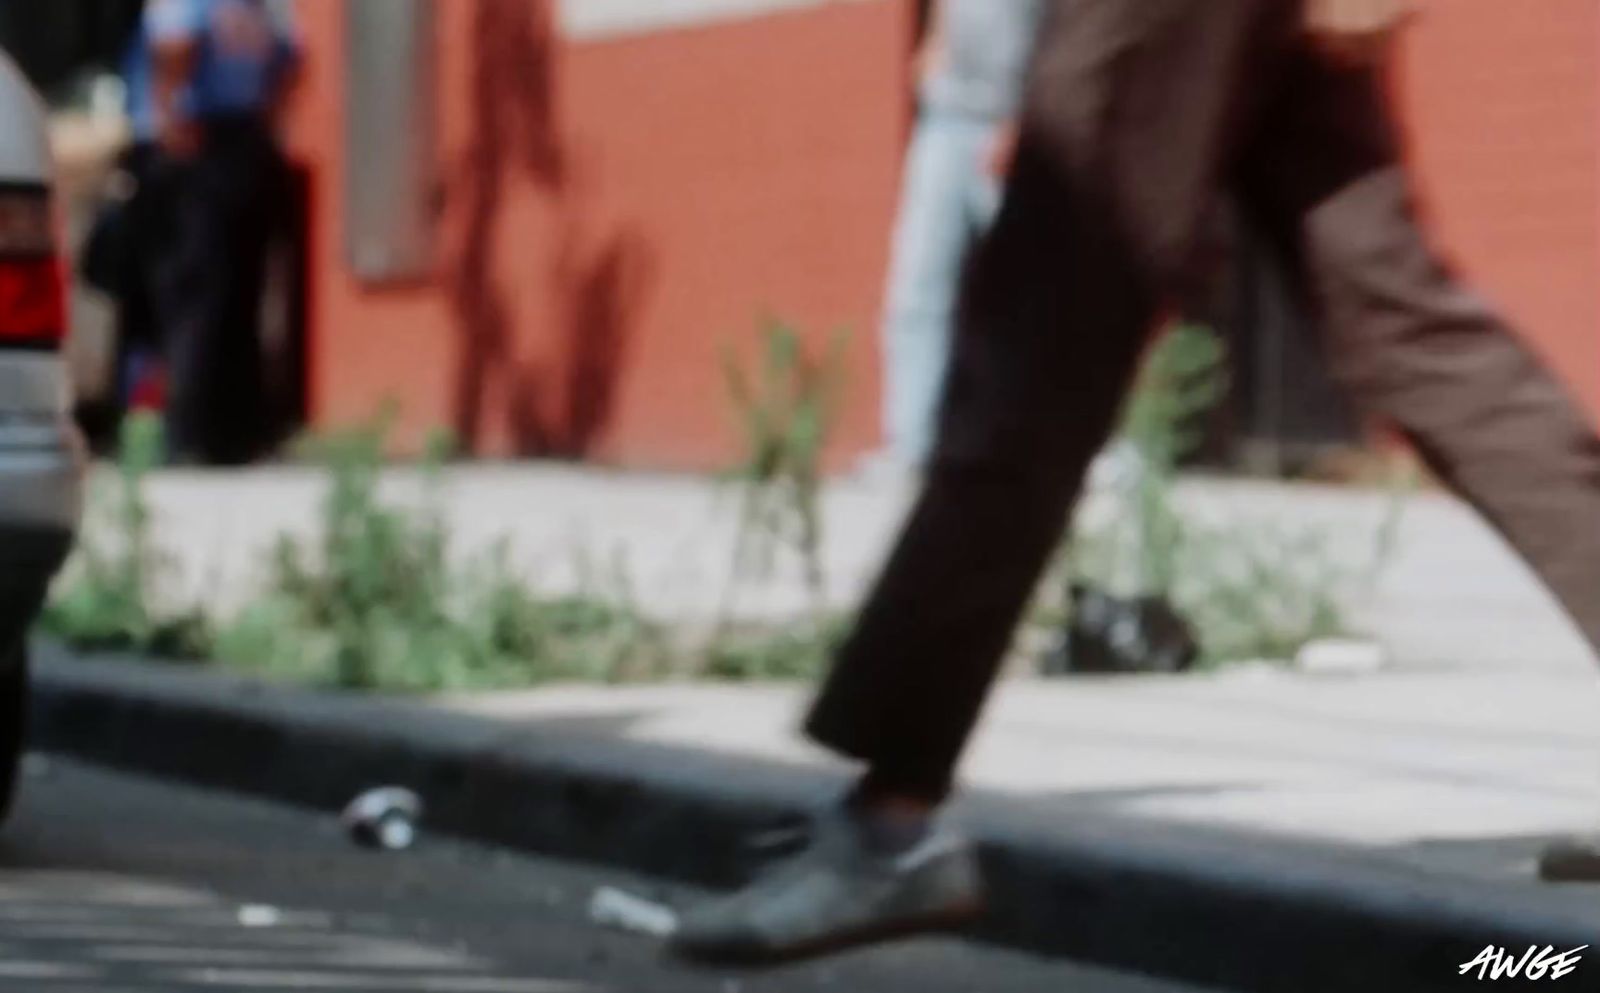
[0,52,83,823]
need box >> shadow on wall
[447,0,654,458]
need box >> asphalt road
[0,756,1230,993]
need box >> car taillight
[0,256,65,345]
[0,185,64,348]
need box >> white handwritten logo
[1459,945,1587,982]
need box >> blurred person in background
[867,0,1044,475]
[86,7,175,434]
[670,0,1600,966]
[136,0,298,465]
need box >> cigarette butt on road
[237,904,284,928]
[588,886,679,938]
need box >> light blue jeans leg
[880,112,1002,466]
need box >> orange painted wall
[283,0,1600,470]
[1397,0,1600,423]
[282,0,910,469]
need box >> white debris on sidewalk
[1295,638,1388,677]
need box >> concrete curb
[28,647,1596,993]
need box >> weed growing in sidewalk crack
[717,320,846,625]
[707,318,850,681]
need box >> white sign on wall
[559,0,875,42]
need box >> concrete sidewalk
[134,462,1595,673]
[31,647,1600,993]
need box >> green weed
[41,413,209,656]
[1064,325,1411,666]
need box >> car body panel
[0,52,81,652]
[0,55,48,184]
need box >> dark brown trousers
[807,0,1600,799]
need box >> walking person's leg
[127,146,177,361]
[204,122,278,465]
[153,151,224,465]
[670,0,1296,964]
[1234,49,1600,878]
[161,120,277,466]
[879,112,998,469]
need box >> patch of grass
[211,418,669,691]
[703,616,849,683]
[44,410,677,692]
[41,413,210,657]
[44,409,847,691]
[1174,522,1360,665]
